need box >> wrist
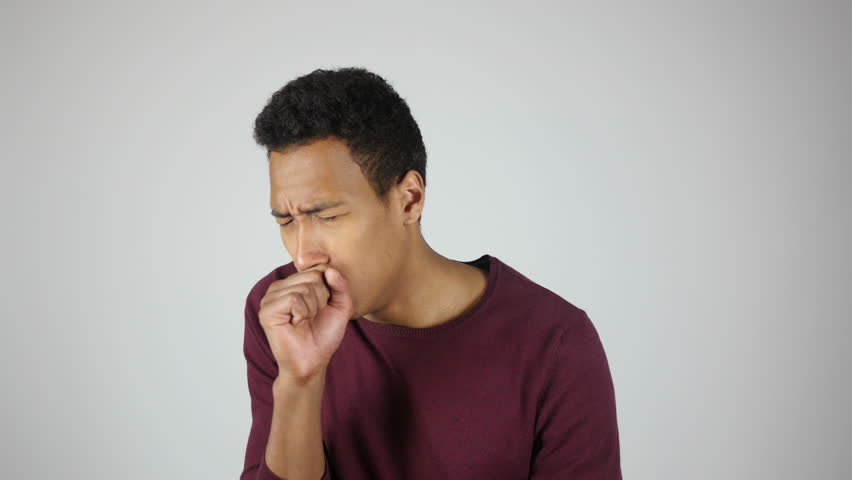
[273,367,327,393]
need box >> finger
[297,283,320,321]
[284,270,330,316]
[290,292,309,326]
[261,282,309,313]
[297,265,333,306]
[261,265,331,314]
[323,267,353,317]
[264,289,308,325]
[266,269,327,297]
[302,282,323,320]
[306,277,331,312]
[259,294,298,328]
[302,265,332,292]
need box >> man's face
[269,136,407,319]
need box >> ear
[396,170,425,225]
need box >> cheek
[330,214,399,284]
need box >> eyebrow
[271,201,345,219]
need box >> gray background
[2,1,850,479]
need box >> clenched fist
[258,264,354,382]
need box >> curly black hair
[253,67,427,223]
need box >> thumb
[323,267,354,318]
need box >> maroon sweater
[241,254,622,479]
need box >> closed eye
[278,215,339,228]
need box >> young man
[240,67,622,480]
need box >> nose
[292,220,329,272]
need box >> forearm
[265,368,328,480]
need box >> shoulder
[493,257,593,338]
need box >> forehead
[269,137,369,205]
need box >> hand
[258,264,354,382]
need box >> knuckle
[284,290,304,305]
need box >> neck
[362,238,486,329]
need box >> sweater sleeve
[258,450,332,480]
[529,309,622,479]
[240,285,334,480]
